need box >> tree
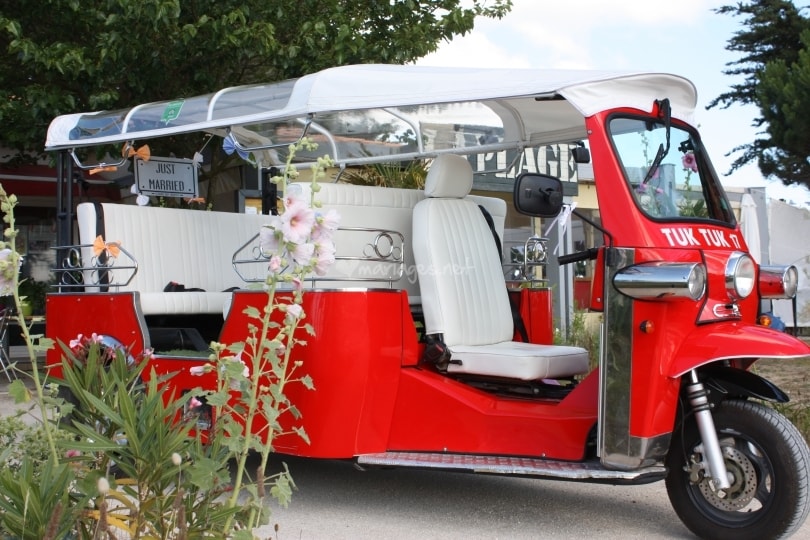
[0,0,513,163]
[710,0,810,188]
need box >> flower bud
[98,476,110,495]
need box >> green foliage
[0,456,82,540]
[555,310,601,369]
[712,1,810,187]
[0,0,512,162]
[0,413,74,474]
[755,29,810,185]
[341,159,429,189]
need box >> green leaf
[293,425,310,445]
[243,305,261,319]
[205,388,231,407]
[8,378,30,403]
[300,374,315,391]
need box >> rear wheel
[666,399,810,539]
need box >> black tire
[666,399,810,540]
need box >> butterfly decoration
[222,132,254,163]
[92,235,121,259]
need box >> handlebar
[557,247,600,266]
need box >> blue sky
[417,0,810,206]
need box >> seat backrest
[412,155,513,347]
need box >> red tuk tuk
[44,64,810,539]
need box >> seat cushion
[447,341,590,380]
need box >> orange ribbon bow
[92,235,121,258]
[123,143,151,162]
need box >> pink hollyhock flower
[268,255,283,273]
[65,449,82,458]
[284,188,306,210]
[313,241,336,276]
[291,242,315,266]
[312,209,340,241]
[259,221,282,254]
[682,152,698,173]
[189,397,202,409]
[281,203,315,244]
[285,303,304,323]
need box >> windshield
[609,116,734,224]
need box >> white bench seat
[413,154,589,381]
[75,175,508,319]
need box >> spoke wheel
[666,399,810,539]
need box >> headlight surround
[725,252,756,300]
[613,262,706,301]
[759,264,799,299]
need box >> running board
[356,452,667,484]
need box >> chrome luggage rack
[504,235,550,286]
[51,243,139,290]
[232,226,406,288]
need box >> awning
[44,64,698,163]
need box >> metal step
[356,451,667,483]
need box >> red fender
[667,322,810,377]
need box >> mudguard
[700,364,790,403]
[667,322,810,378]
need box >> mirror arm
[572,207,613,248]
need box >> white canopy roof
[45,64,698,164]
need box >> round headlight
[725,252,756,300]
[687,263,707,301]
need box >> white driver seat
[412,154,589,381]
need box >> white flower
[190,365,207,376]
[313,240,336,276]
[291,242,315,266]
[171,452,182,466]
[259,218,283,255]
[313,209,340,241]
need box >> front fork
[685,369,731,490]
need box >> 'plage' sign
[135,157,198,198]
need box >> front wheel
[666,399,810,540]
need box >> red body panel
[387,368,599,460]
[45,292,148,370]
[513,287,554,344]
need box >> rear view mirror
[513,173,564,218]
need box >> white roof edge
[45,64,698,150]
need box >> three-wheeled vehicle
[43,64,810,538]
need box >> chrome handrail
[232,227,405,287]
